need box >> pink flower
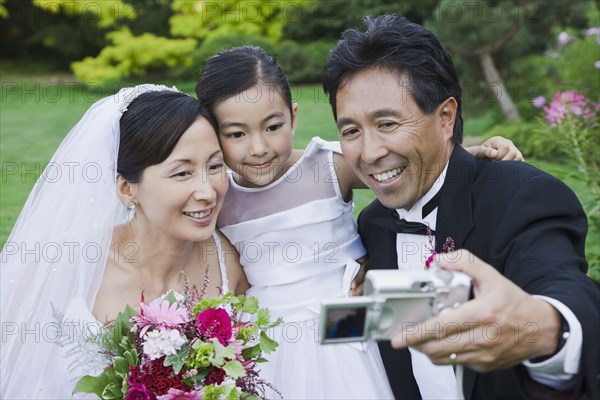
[425,252,437,269]
[126,384,151,400]
[157,388,203,400]
[543,91,596,126]
[132,297,190,337]
[196,308,232,345]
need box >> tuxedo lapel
[364,205,400,271]
[434,146,478,398]
[435,146,476,253]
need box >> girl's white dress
[218,137,394,399]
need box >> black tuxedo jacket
[358,146,600,399]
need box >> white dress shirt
[394,164,582,398]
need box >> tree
[427,0,523,121]
[283,0,440,42]
[426,0,596,122]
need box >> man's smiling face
[336,68,456,210]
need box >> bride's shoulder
[93,225,137,323]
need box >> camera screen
[324,305,367,340]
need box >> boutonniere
[424,227,455,270]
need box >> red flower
[129,365,142,386]
[140,357,187,396]
[196,308,232,345]
[204,367,226,385]
[126,384,151,400]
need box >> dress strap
[211,232,230,294]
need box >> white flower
[219,376,242,394]
[142,328,188,360]
[557,31,573,48]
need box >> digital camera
[319,267,472,343]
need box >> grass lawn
[1,81,597,280]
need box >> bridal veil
[1,84,178,397]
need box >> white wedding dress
[218,138,394,399]
[49,232,231,398]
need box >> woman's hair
[117,91,214,182]
[196,46,293,120]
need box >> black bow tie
[372,213,434,235]
[371,190,441,235]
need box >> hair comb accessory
[117,84,182,114]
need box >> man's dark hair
[323,14,463,144]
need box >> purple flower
[587,27,600,36]
[532,96,546,108]
[557,32,573,48]
[126,384,150,400]
[586,27,600,44]
[595,61,600,69]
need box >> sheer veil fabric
[0,85,177,397]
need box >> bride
[1,85,249,397]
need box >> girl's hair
[117,91,214,183]
[196,46,293,120]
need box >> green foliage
[195,33,278,68]
[164,343,189,374]
[72,27,197,84]
[484,120,569,161]
[170,0,300,41]
[555,35,600,100]
[486,103,600,281]
[223,359,246,379]
[277,40,335,84]
[33,0,135,27]
[73,306,137,397]
[203,385,240,400]
[463,107,504,137]
[509,54,558,120]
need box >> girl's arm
[216,230,250,295]
[465,136,524,161]
[333,152,368,201]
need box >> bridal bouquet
[74,282,282,400]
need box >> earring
[128,201,137,218]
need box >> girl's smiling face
[214,83,297,188]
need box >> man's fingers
[392,298,482,348]
[434,249,501,286]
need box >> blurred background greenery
[1,0,598,280]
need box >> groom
[323,14,599,399]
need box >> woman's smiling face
[131,117,228,241]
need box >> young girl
[195,46,521,399]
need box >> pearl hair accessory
[117,84,181,114]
